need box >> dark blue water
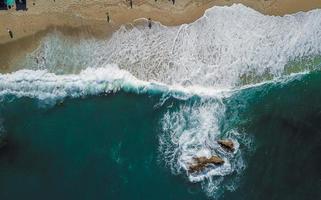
[0,72,321,200]
[224,71,321,200]
[0,93,206,200]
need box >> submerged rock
[189,156,224,173]
[218,139,234,152]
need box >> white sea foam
[2,3,321,198]
[0,65,140,101]
[99,4,321,88]
[0,64,236,104]
[23,4,321,89]
[159,99,247,197]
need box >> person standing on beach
[106,12,110,23]
[130,0,133,9]
[148,18,152,29]
[6,28,13,39]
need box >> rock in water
[218,139,234,152]
[189,156,224,173]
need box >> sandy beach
[1,0,321,44]
[0,0,321,71]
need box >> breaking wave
[2,3,321,198]
[0,65,231,105]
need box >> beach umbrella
[5,0,15,6]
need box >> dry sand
[0,0,321,72]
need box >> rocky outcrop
[189,156,224,173]
[218,139,234,152]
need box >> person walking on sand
[106,12,110,23]
[6,28,13,39]
[148,18,152,29]
[129,0,133,9]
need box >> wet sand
[0,22,115,72]
[0,0,321,72]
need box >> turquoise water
[0,72,321,199]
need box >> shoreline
[1,0,321,72]
[0,23,115,73]
[2,0,321,45]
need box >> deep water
[224,71,321,200]
[0,93,207,200]
[0,72,321,200]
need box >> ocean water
[1,4,321,200]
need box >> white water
[21,4,321,88]
[2,4,321,197]
[108,5,321,88]
[0,64,234,104]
